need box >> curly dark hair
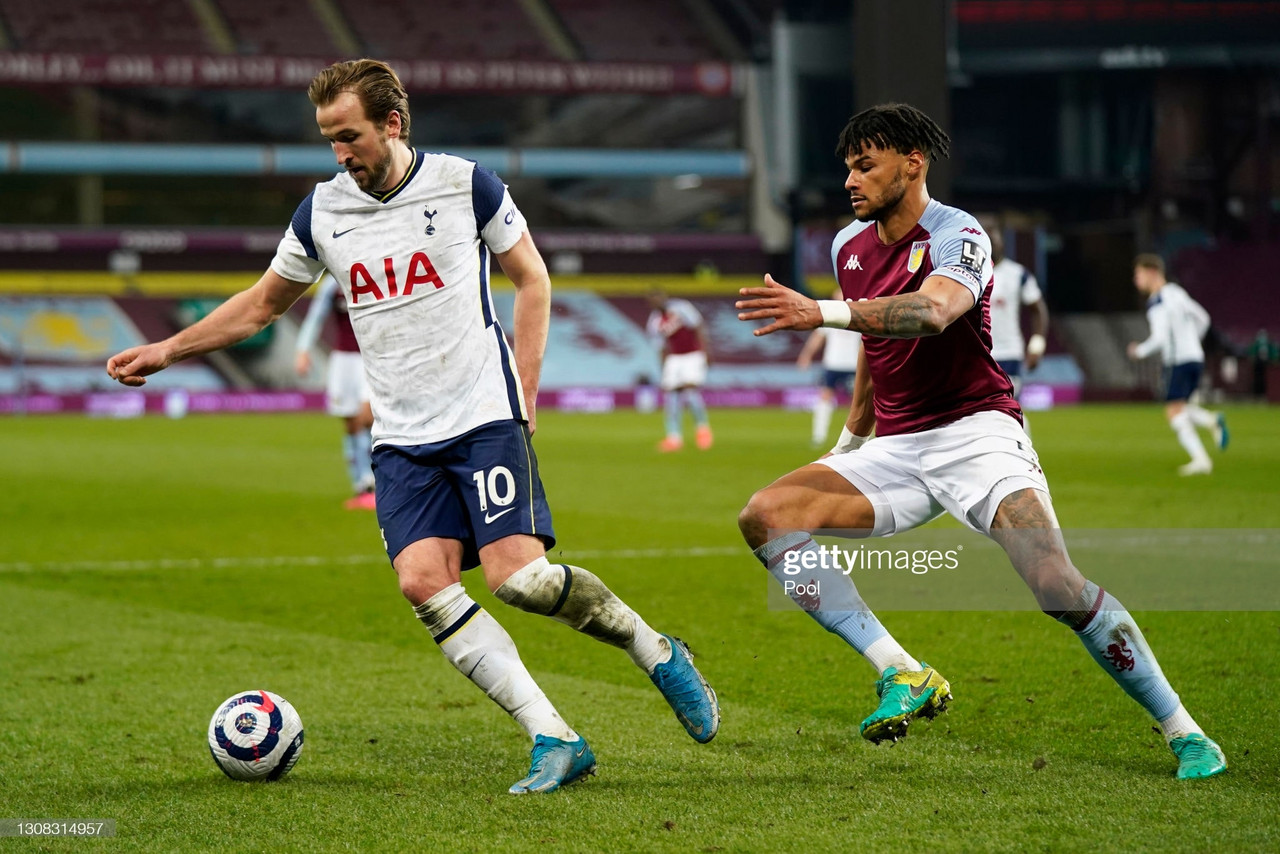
[835,103,950,162]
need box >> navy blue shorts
[996,359,1023,380]
[822,369,855,394]
[371,420,556,569]
[1163,361,1203,402]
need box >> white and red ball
[207,690,304,781]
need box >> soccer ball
[207,690,305,781]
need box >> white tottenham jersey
[818,327,862,371]
[988,257,1042,361]
[271,149,529,446]
[1133,282,1210,366]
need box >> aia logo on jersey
[423,207,438,236]
[348,252,444,305]
[908,241,929,273]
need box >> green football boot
[1170,733,1227,780]
[860,663,952,744]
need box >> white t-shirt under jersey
[271,149,530,446]
[988,257,1042,361]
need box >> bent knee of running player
[739,464,875,548]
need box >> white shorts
[818,410,1047,536]
[326,350,370,417]
[661,351,708,390]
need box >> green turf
[1,405,1277,852]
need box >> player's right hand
[736,274,822,336]
[106,344,171,387]
[294,351,312,377]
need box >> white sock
[863,635,922,675]
[811,396,835,444]
[414,583,576,741]
[1158,703,1203,742]
[496,557,672,673]
[1185,403,1217,430]
[1170,412,1211,465]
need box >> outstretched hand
[106,344,172,387]
[736,274,823,336]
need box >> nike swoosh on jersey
[484,507,516,524]
[908,669,935,698]
[332,226,359,238]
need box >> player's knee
[397,571,436,606]
[738,488,788,549]
[393,560,458,606]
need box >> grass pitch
[1,405,1277,852]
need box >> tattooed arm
[736,273,975,338]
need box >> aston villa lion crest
[907,241,928,273]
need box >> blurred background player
[647,288,713,451]
[294,272,376,509]
[1127,254,1228,476]
[987,221,1049,401]
[795,289,862,446]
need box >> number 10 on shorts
[472,466,516,513]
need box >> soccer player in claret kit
[734,103,1225,779]
[646,288,714,452]
[106,59,719,794]
[294,272,377,509]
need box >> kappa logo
[423,207,438,236]
[844,255,863,271]
[961,227,982,235]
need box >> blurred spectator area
[548,0,723,62]
[0,0,740,61]
[337,0,559,61]
[0,0,213,53]
[215,0,339,56]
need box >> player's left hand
[1125,342,1139,360]
[736,275,823,336]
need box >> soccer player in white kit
[106,59,719,794]
[294,272,377,509]
[735,103,1224,780]
[796,289,862,446]
[986,225,1049,399]
[1127,254,1228,475]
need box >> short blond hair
[1134,253,1165,274]
[308,59,411,143]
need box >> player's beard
[352,142,395,192]
[854,170,908,223]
